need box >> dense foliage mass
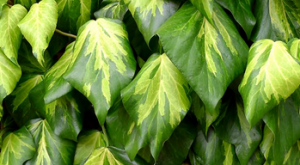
[0,0,300,164]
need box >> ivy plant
[0,0,300,164]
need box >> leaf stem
[101,125,110,146]
[55,29,77,39]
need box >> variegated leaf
[157,2,248,114]
[5,74,43,126]
[44,42,74,103]
[28,81,86,141]
[0,49,22,119]
[215,0,256,38]
[0,5,27,63]
[251,0,300,42]
[124,0,182,45]
[192,128,240,165]
[214,96,263,165]
[84,147,147,165]
[64,18,136,125]
[262,89,300,164]
[0,127,35,165]
[283,141,300,165]
[121,54,191,159]
[94,0,128,20]
[74,130,107,165]
[190,0,213,25]
[239,39,300,126]
[18,0,58,66]
[25,119,76,165]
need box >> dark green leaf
[0,127,35,165]
[192,128,240,165]
[157,2,248,113]
[215,0,256,38]
[14,0,36,9]
[5,74,43,126]
[214,96,263,165]
[156,116,197,165]
[262,90,300,164]
[121,54,191,160]
[106,103,147,160]
[18,40,53,74]
[64,18,136,125]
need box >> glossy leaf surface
[64,18,136,125]
[121,54,191,159]
[0,127,35,165]
[25,119,76,165]
[18,0,58,66]
[239,39,300,126]
[157,2,248,113]
[0,5,27,63]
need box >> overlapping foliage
[0,0,300,164]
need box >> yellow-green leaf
[64,18,136,125]
[0,127,35,165]
[18,0,58,66]
[121,54,191,160]
[239,39,300,126]
[0,5,27,63]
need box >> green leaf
[247,149,265,165]
[283,141,300,165]
[190,0,214,25]
[14,0,36,9]
[47,32,69,57]
[239,39,300,126]
[84,146,147,165]
[44,42,74,103]
[0,5,27,63]
[74,130,107,165]
[64,18,136,125]
[0,0,7,15]
[69,0,100,33]
[5,74,43,126]
[124,14,153,61]
[251,0,300,42]
[190,91,220,135]
[94,0,128,20]
[106,103,147,160]
[192,128,240,165]
[157,2,248,113]
[262,91,300,164]
[18,40,53,74]
[0,49,22,119]
[0,127,35,165]
[18,0,58,66]
[156,116,197,165]
[25,119,76,165]
[214,96,263,165]
[121,54,191,159]
[215,0,256,39]
[288,38,300,61]
[124,0,182,45]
